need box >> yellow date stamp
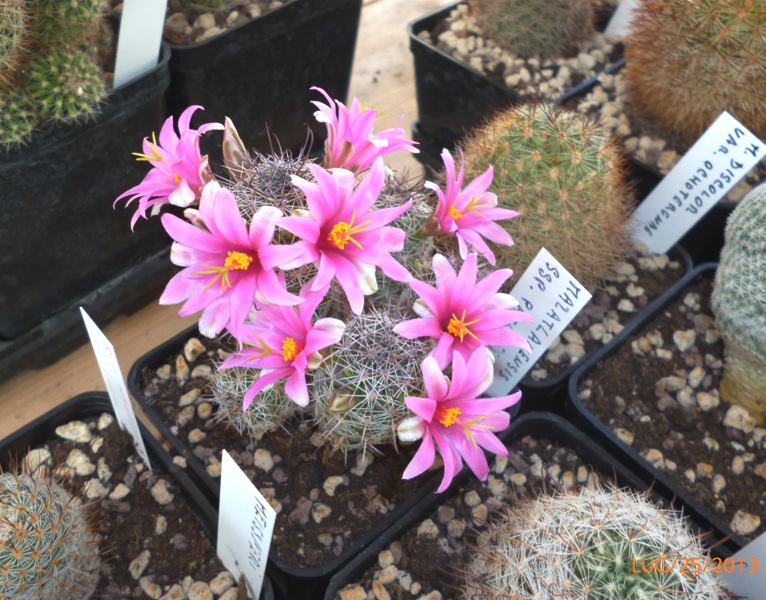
[632,556,758,575]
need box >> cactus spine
[171,0,233,13]
[32,0,108,49]
[461,103,632,290]
[711,182,766,424]
[464,483,730,599]
[0,0,28,80]
[0,469,100,600]
[469,0,594,59]
[626,0,766,145]
[0,88,36,149]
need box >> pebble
[509,473,527,486]
[209,571,235,595]
[90,436,103,453]
[464,490,481,507]
[155,515,167,535]
[617,299,634,313]
[697,390,720,411]
[697,463,714,478]
[56,421,92,443]
[84,479,109,499]
[191,364,213,380]
[419,592,443,600]
[753,463,766,480]
[373,580,391,600]
[22,448,52,474]
[339,587,366,600]
[712,474,726,494]
[179,389,201,407]
[188,428,207,443]
[97,457,112,481]
[614,428,634,445]
[673,330,696,352]
[562,330,583,345]
[732,456,745,475]
[730,511,761,536]
[378,565,398,585]
[109,482,131,500]
[173,456,187,469]
[685,469,696,483]
[98,413,115,430]
[130,549,151,580]
[447,519,466,538]
[160,584,184,600]
[659,376,686,392]
[471,503,488,523]
[378,550,394,568]
[193,13,216,30]
[151,479,174,505]
[417,519,439,539]
[140,576,162,599]
[589,323,605,341]
[156,364,172,380]
[723,405,757,435]
[288,497,313,525]
[323,475,348,496]
[176,355,190,384]
[687,366,706,388]
[187,581,213,600]
[350,452,375,476]
[66,449,96,476]
[642,448,664,469]
[177,406,195,428]
[311,503,332,523]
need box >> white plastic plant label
[604,0,638,37]
[80,308,151,468]
[485,248,592,397]
[719,532,765,599]
[630,111,766,255]
[217,450,276,599]
[113,0,168,88]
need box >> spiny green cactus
[464,483,730,600]
[711,181,766,424]
[461,103,632,290]
[0,88,36,150]
[171,0,232,13]
[32,0,108,49]
[626,0,766,145]
[25,50,105,123]
[469,0,594,59]
[0,0,28,80]
[0,469,100,600]
[311,307,432,454]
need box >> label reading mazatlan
[485,248,592,397]
[630,111,766,255]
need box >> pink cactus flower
[274,157,413,314]
[116,105,224,228]
[311,86,419,172]
[393,253,533,369]
[220,285,346,408]
[397,349,520,493]
[426,149,518,265]
[160,181,304,338]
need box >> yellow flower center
[173,173,182,183]
[224,251,253,270]
[448,205,462,220]
[434,406,461,427]
[446,309,481,343]
[282,337,300,362]
[327,209,373,251]
[195,251,253,293]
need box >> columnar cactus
[626,0,766,145]
[468,0,594,59]
[461,103,632,290]
[464,483,729,599]
[711,182,766,423]
[0,470,100,600]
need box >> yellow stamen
[446,309,481,342]
[195,251,253,293]
[244,333,272,360]
[132,131,162,162]
[327,209,372,250]
[173,173,182,183]
[224,251,253,270]
[448,205,462,220]
[462,414,494,448]
[434,406,461,427]
[282,337,301,362]
[465,194,490,216]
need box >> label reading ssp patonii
[604,0,638,37]
[630,111,766,255]
[485,248,592,397]
[80,308,151,468]
[218,450,276,600]
[113,0,167,88]
[720,530,766,599]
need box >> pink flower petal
[402,431,436,480]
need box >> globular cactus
[0,88,36,150]
[464,483,730,600]
[626,0,766,145]
[0,469,100,600]
[32,0,108,49]
[468,0,594,59]
[0,0,28,80]
[461,103,632,290]
[25,50,105,123]
[711,182,766,424]
[311,307,432,454]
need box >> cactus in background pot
[464,482,730,599]
[0,468,100,599]
[461,103,632,290]
[32,0,108,49]
[171,0,233,13]
[711,182,766,424]
[468,0,594,59]
[626,0,766,145]
[0,0,28,81]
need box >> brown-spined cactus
[0,467,100,599]
[461,103,632,290]
[711,182,766,423]
[0,0,28,81]
[464,482,730,600]
[469,0,594,59]
[626,0,766,145]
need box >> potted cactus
[0,0,172,381]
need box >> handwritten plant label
[113,0,168,88]
[218,450,275,599]
[485,248,592,397]
[604,0,638,37]
[630,111,766,255]
[80,308,151,468]
[720,530,766,599]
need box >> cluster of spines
[0,88,35,148]
[31,0,108,49]
[0,0,28,81]
[461,103,632,291]
[171,0,233,13]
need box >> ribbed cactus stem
[0,88,36,150]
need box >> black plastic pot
[324,411,730,600]
[167,0,362,156]
[128,329,454,600]
[567,263,746,556]
[0,46,175,380]
[0,392,274,600]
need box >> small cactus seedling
[25,50,105,123]
[464,482,730,599]
[712,181,766,424]
[0,88,36,149]
[32,0,108,49]
[626,0,766,145]
[0,0,28,80]
[461,103,632,290]
[0,468,100,599]
[469,0,594,59]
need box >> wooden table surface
[0,0,454,441]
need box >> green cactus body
[469,0,594,59]
[171,0,232,13]
[0,471,99,600]
[32,0,107,49]
[626,0,766,145]
[464,484,729,599]
[311,308,432,454]
[0,0,28,79]
[0,88,36,150]
[711,182,766,423]
[25,50,105,123]
[461,103,632,291]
